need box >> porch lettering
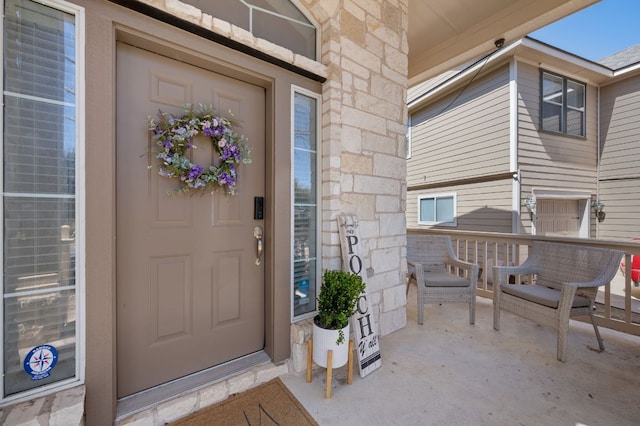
[349,254,363,275]
[337,214,382,378]
[357,314,373,338]
[346,235,358,253]
[356,294,368,315]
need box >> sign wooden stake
[337,214,382,378]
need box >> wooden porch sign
[337,214,382,378]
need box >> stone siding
[306,0,409,337]
[0,385,85,426]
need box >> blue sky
[529,0,640,61]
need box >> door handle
[254,226,263,266]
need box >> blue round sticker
[24,345,58,381]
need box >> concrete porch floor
[281,286,640,426]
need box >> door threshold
[116,350,271,419]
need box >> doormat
[168,378,318,426]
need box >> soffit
[408,0,600,85]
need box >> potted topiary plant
[312,269,366,369]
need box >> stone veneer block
[156,392,198,424]
[379,307,407,335]
[256,39,295,64]
[211,17,231,37]
[383,284,407,312]
[227,371,257,394]
[164,0,201,25]
[294,54,328,78]
[2,398,45,426]
[0,385,85,426]
[290,320,313,373]
[50,386,85,426]
[137,0,165,10]
[230,24,255,46]
[198,382,229,408]
[255,363,289,383]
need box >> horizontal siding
[596,179,640,241]
[600,75,640,179]
[407,65,511,187]
[517,62,597,193]
[407,68,462,103]
[406,178,514,233]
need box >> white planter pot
[312,321,350,368]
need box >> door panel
[537,199,580,237]
[116,43,265,397]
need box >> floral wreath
[147,104,251,195]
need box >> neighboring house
[0,0,597,424]
[406,37,640,243]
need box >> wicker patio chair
[493,241,624,362]
[407,235,479,325]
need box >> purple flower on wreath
[219,173,232,186]
[219,166,236,187]
[188,164,204,181]
[221,144,240,162]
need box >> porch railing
[407,228,640,337]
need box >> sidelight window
[291,88,320,319]
[2,0,84,403]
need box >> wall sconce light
[524,196,536,220]
[592,201,606,223]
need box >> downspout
[596,86,601,238]
[510,58,520,234]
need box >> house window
[541,71,585,137]
[292,88,320,319]
[418,193,456,226]
[2,0,84,401]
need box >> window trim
[290,85,321,322]
[417,192,457,227]
[540,70,586,138]
[0,0,85,405]
[406,114,412,159]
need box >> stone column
[307,0,410,336]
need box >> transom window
[181,0,317,60]
[418,193,456,226]
[541,71,585,137]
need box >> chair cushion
[500,284,591,309]
[423,271,470,287]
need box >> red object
[621,238,640,284]
[631,255,640,283]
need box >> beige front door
[116,43,266,397]
[536,199,580,237]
